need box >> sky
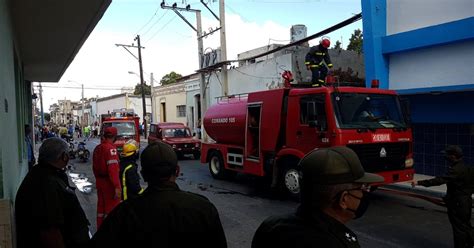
[37,0,362,110]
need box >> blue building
[361,0,474,176]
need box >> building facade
[362,0,474,175]
[152,81,187,124]
[96,93,151,122]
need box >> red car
[148,122,201,159]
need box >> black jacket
[252,206,360,248]
[15,163,90,248]
[119,157,143,200]
[305,45,332,68]
[90,182,227,248]
[418,160,474,202]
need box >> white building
[96,93,151,122]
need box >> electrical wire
[135,3,162,36]
[35,85,126,91]
[233,68,280,80]
[146,15,178,43]
[141,11,169,37]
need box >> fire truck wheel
[280,166,301,198]
[209,152,226,179]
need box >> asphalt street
[68,138,470,248]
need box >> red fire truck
[100,110,140,153]
[201,82,414,196]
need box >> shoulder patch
[110,149,117,156]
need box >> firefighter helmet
[320,38,331,48]
[121,142,138,157]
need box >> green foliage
[160,71,183,86]
[44,113,51,122]
[134,83,151,95]
[333,40,342,50]
[331,67,365,85]
[347,29,363,54]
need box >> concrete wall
[387,0,473,35]
[185,80,201,132]
[153,83,186,124]
[389,40,474,90]
[0,0,29,200]
[97,96,125,116]
[128,96,151,121]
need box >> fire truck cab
[201,84,414,196]
[100,110,140,153]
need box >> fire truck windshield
[102,122,136,136]
[163,128,192,138]
[332,93,407,129]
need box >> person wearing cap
[15,138,90,248]
[252,146,384,248]
[412,145,474,248]
[305,38,333,87]
[92,126,122,228]
[90,141,227,247]
[119,140,143,201]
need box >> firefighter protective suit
[93,129,121,228]
[305,39,333,87]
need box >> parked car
[148,122,201,159]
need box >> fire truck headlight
[405,158,414,168]
[172,144,177,149]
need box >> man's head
[320,38,331,49]
[103,126,117,141]
[38,138,70,169]
[140,141,179,184]
[442,145,463,164]
[299,146,384,223]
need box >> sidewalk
[383,174,449,199]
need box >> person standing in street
[90,141,227,248]
[305,37,333,87]
[25,124,36,171]
[412,145,474,248]
[16,138,90,248]
[252,146,384,248]
[119,140,143,201]
[93,126,121,228]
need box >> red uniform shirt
[93,140,121,191]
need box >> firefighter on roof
[305,38,333,87]
[93,126,122,228]
[119,140,143,201]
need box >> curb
[381,183,445,199]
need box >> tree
[333,40,342,50]
[134,83,151,95]
[44,113,51,122]
[347,29,363,54]
[160,71,182,86]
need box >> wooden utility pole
[219,0,228,96]
[135,35,148,139]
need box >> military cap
[140,141,178,180]
[441,145,463,157]
[299,146,384,185]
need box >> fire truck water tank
[203,98,248,146]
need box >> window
[176,105,186,117]
[300,94,327,130]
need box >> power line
[135,4,161,35]
[233,68,280,80]
[141,11,169,37]
[35,85,126,91]
[146,15,178,43]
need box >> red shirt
[93,140,121,190]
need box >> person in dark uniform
[119,140,143,201]
[15,138,90,248]
[90,141,227,248]
[412,145,474,248]
[252,146,384,248]
[305,38,333,87]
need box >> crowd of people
[15,126,473,247]
[35,122,100,142]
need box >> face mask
[346,191,370,219]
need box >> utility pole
[219,0,228,96]
[116,38,147,139]
[161,2,208,141]
[81,84,85,128]
[39,83,44,127]
[135,35,148,139]
[150,72,155,123]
